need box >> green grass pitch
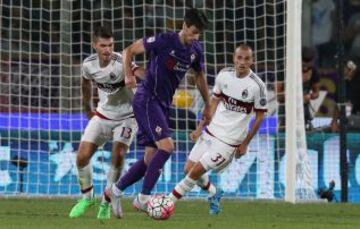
[0,198,359,229]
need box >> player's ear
[182,22,188,30]
[91,40,97,50]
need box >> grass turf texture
[0,198,359,229]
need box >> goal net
[0,0,318,202]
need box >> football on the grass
[147,195,175,220]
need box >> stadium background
[1,0,360,203]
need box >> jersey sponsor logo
[242,89,248,99]
[165,57,189,72]
[222,93,253,114]
[94,81,125,94]
[110,72,117,81]
[147,36,155,43]
[190,53,196,62]
[260,98,267,106]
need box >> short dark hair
[183,8,208,31]
[302,46,316,62]
[236,44,253,52]
[93,25,113,41]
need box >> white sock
[101,166,121,204]
[111,184,123,197]
[169,175,196,203]
[77,163,93,199]
[197,174,216,197]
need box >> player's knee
[157,139,175,152]
[183,161,194,174]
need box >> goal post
[0,0,318,202]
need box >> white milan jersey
[207,68,268,145]
[82,52,136,120]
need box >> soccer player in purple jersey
[103,8,211,218]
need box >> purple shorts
[133,92,171,147]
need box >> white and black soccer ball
[147,195,175,220]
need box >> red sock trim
[104,190,111,203]
[172,189,182,199]
[81,185,93,194]
[202,182,210,190]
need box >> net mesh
[0,0,317,200]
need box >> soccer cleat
[69,198,96,218]
[132,195,148,213]
[104,188,124,218]
[97,203,111,220]
[208,190,224,215]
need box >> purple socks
[116,159,147,191]
[142,149,171,195]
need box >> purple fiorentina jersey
[137,32,205,107]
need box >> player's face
[182,23,201,45]
[233,47,253,77]
[93,37,114,64]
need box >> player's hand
[125,75,136,88]
[190,129,201,142]
[235,143,248,159]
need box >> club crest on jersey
[190,53,196,62]
[109,72,116,81]
[147,36,155,43]
[242,89,248,99]
[155,126,162,135]
[260,98,267,106]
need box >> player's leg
[184,159,216,197]
[198,139,235,215]
[169,136,209,202]
[100,118,138,218]
[69,116,107,218]
[97,141,127,219]
[69,141,98,218]
[106,146,157,214]
[132,94,174,209]
[134,137,174,211]
[169,161,208,202]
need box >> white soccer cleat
[104,185,124,218]
[132,195,148,213]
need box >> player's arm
[195,71,211,124]
[190,96,220,142]
[122,39,146,88]
[133,66,146,80]
[81,77,93,120]
[235,110,265,158]
[310,82,320,100]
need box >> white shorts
[81,115,137,147]
[188,132,236,173]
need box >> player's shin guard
[169,175,197,203]
[197,174,216,197]
[77,163,93,199]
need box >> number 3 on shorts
[211,153,225,166]
[121,127,132,139]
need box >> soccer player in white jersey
[69,25,144,219]
[168,44,267,215]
